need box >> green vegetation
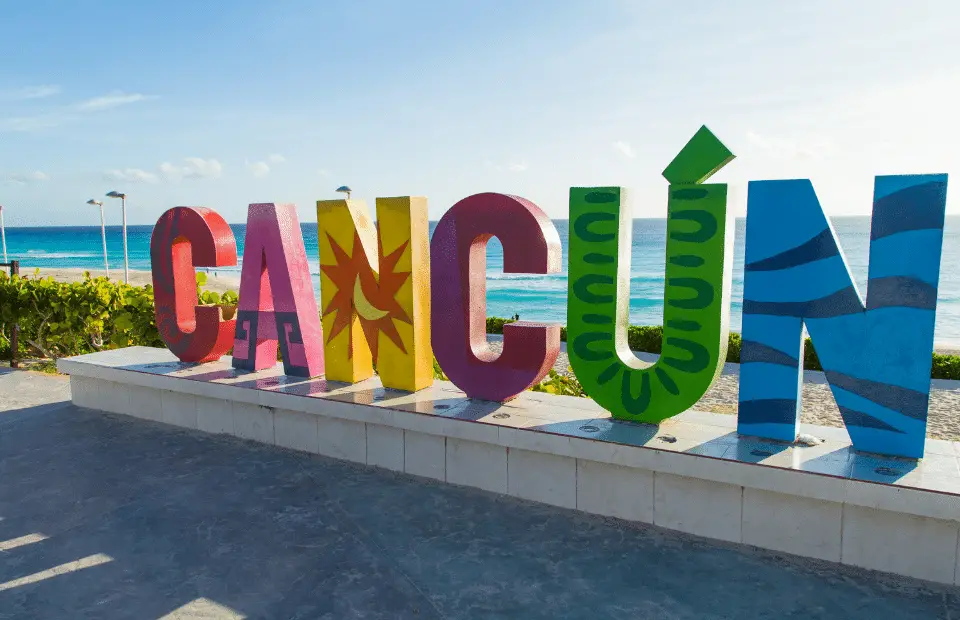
[0,272,956,383]
[0,270,234,363]
[932,353,960,381]
[530,369,586,397]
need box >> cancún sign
[149,126,949,460]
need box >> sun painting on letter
[320,231,411,359]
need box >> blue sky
[1,0,958,226]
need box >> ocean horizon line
[0,214,910,231]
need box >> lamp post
[0,204,6,264]
[86,199,109,278]
[335,185,352,200]
[105,191,128,283]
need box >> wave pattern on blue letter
[737,174,948,459]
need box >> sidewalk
[0,368,957,619]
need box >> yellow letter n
[316,196,432,391]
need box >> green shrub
[932,353,960,380]
[627,325,664,354]
[432,357,448,381]
[485,316,516,334]
[0,271,230,361]
[2,279,958,382]
[803,338,822,371]
[530,369,586,397]
[0,271,156,359]
[726,331,742,363]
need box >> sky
[1,0,959,226]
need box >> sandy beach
[28,267,241,295]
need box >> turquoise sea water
[5,217,960,343]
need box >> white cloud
[318,168,330,177]
[76,92,156,111]
[0,114,71,132]
[245,154,286,177]
[160,157,223,181]
[613,140,636,159]
[486,159,529,173]
[4,171,48,185]
[0,89,154,132]
[103,168,160,184]
[744,130,833,161]
[104,158,221,185]
[1,85,61,101]
[247,161,271,178]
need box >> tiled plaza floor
[0,369,957,619]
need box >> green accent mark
[583,253,615,264]
[567,126,735,424]
[662,125,735,185]
[621,372,652,414]
[670,255,705,268]
[573,332,614,361]
[655,367,680,395]
[671,188,709,200]
[661,338,710,373]
[597,362,621,385]
[666,278,714,310]
[572,274,614,304]
[574,212,617,242]
[584,191,619,203]
[582,314,613,324]
[666,319,702,332]
[669,210,717,243]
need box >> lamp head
[105,191,126,199]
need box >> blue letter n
[738,174,947,459]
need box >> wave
[485,273,566,281]
[22,250,99,259]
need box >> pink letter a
[232,203,324,377]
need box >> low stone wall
[59,347,960,586]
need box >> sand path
[27,267,241,295]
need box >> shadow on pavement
[0,402,957,619]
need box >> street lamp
[0,204,6,264]
[105,190,128,283]
[86,199,109,278]
[335,185,352,200]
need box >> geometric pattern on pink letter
[430,192,561,401]
[232,203,325,377]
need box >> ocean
[5,217,960,344]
